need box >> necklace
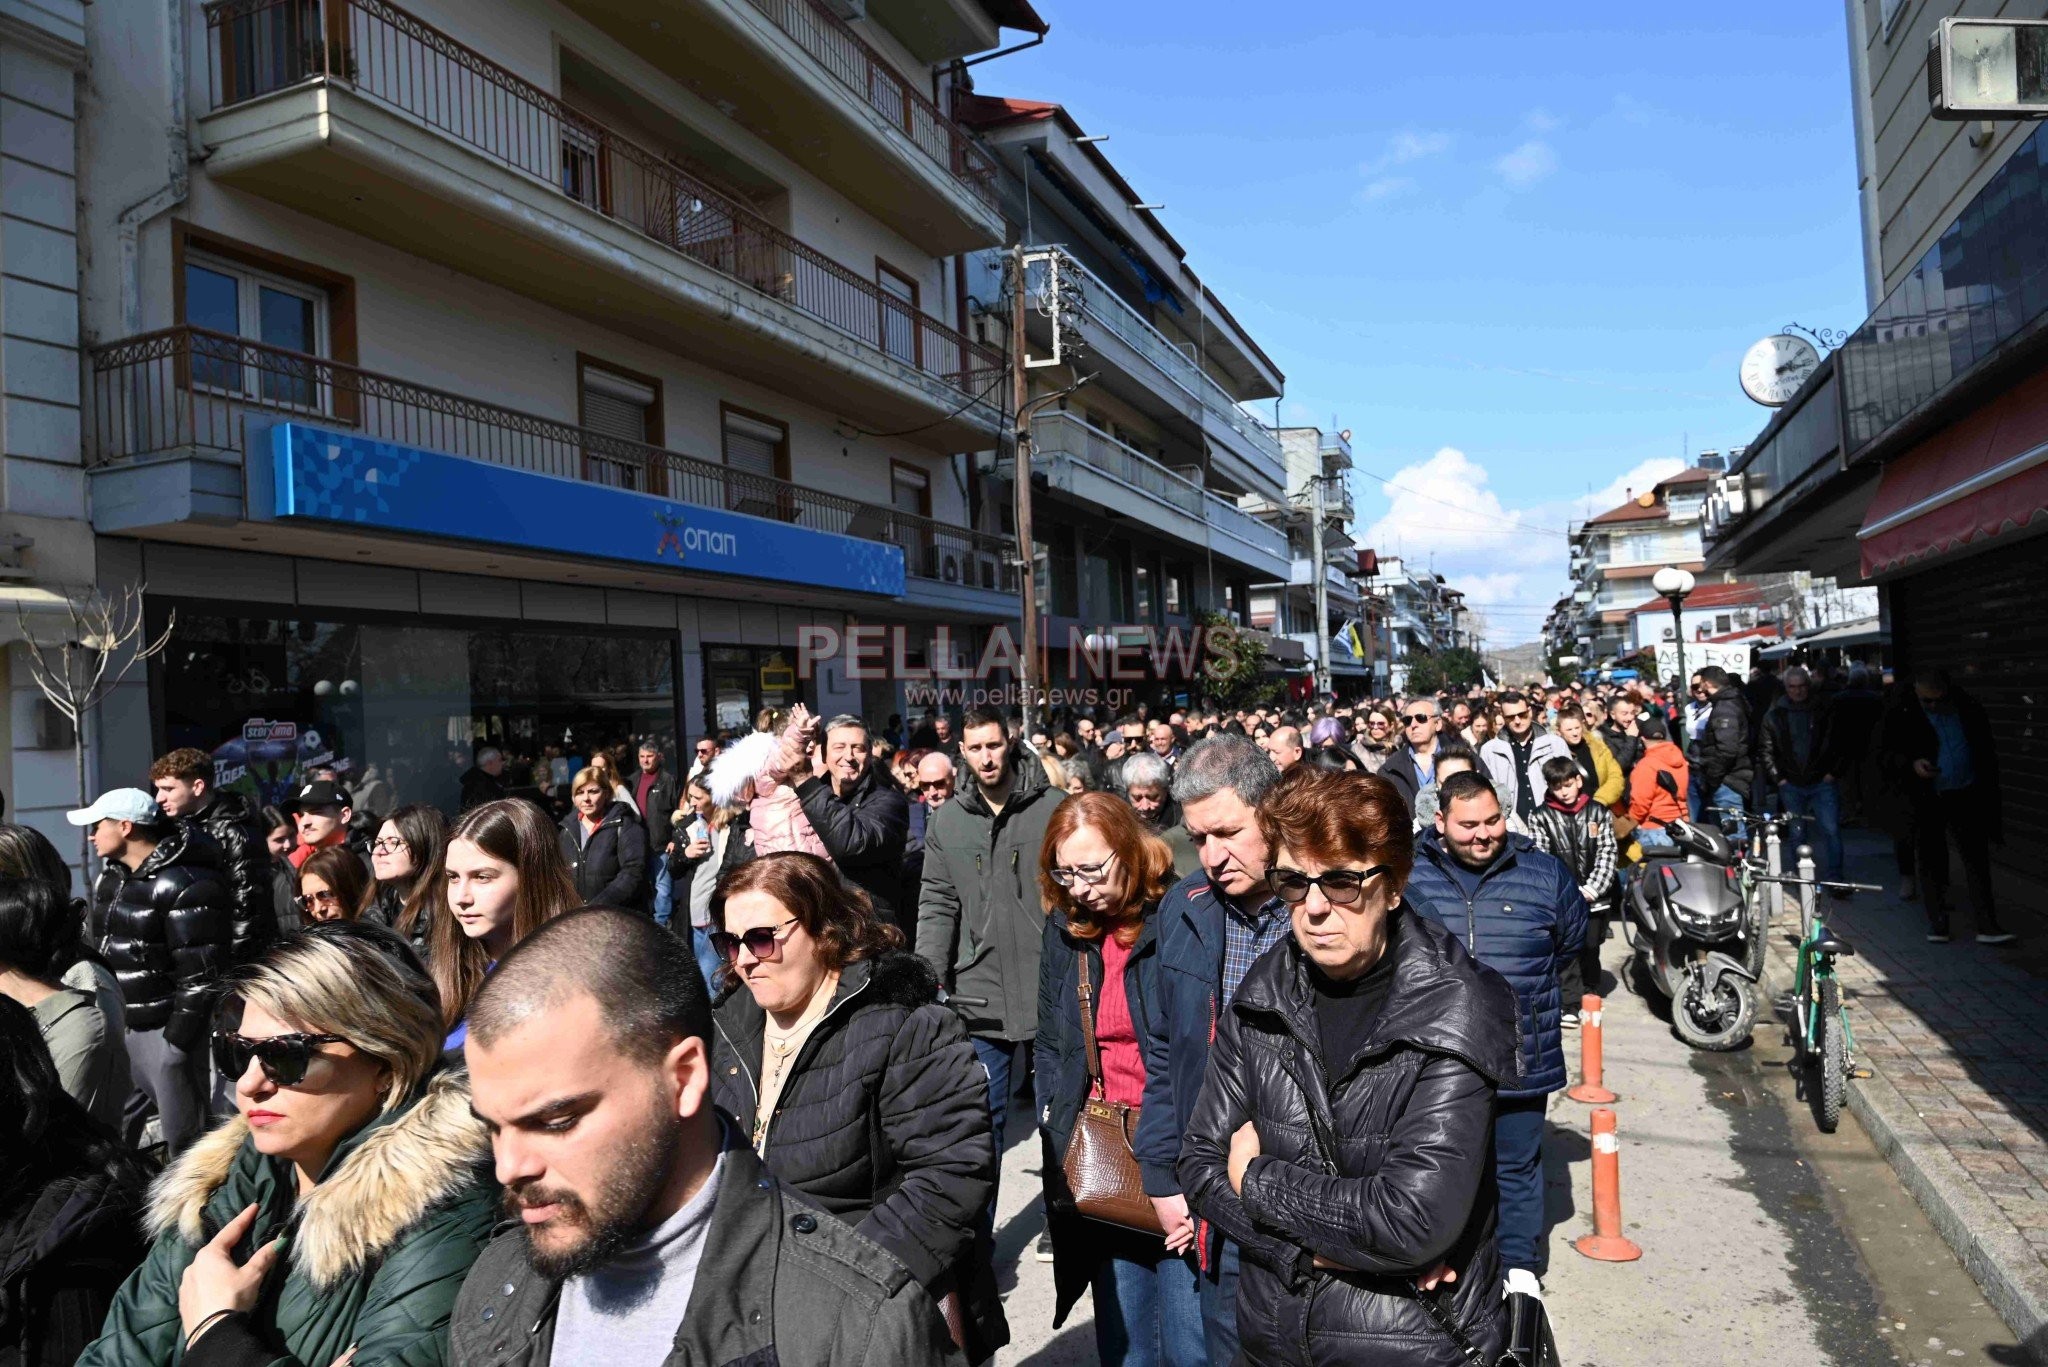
[752,972,839,1149]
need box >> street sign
[1928,19,2048,120]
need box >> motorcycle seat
[1810,930,1855,959]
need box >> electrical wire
[835,367,1011,440]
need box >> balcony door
[889,460,933,580]
[877,261,921,366]
[721,405,793,523]
[578,359,663,494]
[183,254,329,412]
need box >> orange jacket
[1629,740,1689,828]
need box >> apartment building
[955,93,1294,700]
[68,0,1040,819]
[1364,553,1456,694]
[1563,462,1720,663]
[1244,426,1362,691]
[1711,1,2048,876]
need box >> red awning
[1859,366,2048,576]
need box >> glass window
[1134,564,1154,622]
[183,255,327,409]
[157,609,677,817]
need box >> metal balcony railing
[89,327,1016,590]
[1021,252,1281,467]
[1029,412,1289,562]
[730,0,998,208]
[202,0,1004,407]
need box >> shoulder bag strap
[1076,950,1104,1099]
[1413,1285,1501,1366]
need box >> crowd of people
[0,653,2007,1366]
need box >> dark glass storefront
[703,645,808,738]
[153,602,679,817]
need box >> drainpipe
[116,0,190,336]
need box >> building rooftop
[1623,580,1768,615]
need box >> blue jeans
[1090,1236,1205,1367]
[652,856,675,928]
[1689,781,1747,842]
[689,926,722,995]
[1198,1236,1240,1367]
[972,1036,1026,1221]
[1494,1096,1548,1275]
[1779,779,1842,883]
[1637,825,1676,851]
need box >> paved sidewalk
[1761,828,2048,1360]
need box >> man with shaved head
[1267,725,1304,771]
[456,908,955,1366]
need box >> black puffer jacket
[1179,907,1521,1367]
[1689,682,1753,799]
[1598,721,1645,781]
[361,881,432,963]
[188,791,276,966]
[795,765,910,925]
[710,951,1006,1362]
[88,826,235,1049]
[558,802,648,912]
[0,1151,150,1366]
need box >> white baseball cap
[66,788,164,827]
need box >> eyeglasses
[1499,708,1531,722]
[297,888,344,912]
[710,918,799,963]
[1049,854,1117,888]
[919,780,953,792]
[212,1030,350,1087]
[1404,713,1435,725]
[370,836,409,855]
[1366,719,1390,730]
[1267,866,1388,906]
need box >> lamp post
[1652,566,1696,693]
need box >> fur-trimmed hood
[146,1068,489,1288]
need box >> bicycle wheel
[1816,976,1844,1133]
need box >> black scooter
[1622,771,1759,1051]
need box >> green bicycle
[1758,849,1880,1133]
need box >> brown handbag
[1059,951,1165,1236]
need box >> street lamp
[1652,566,1696,692]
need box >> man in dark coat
[634,740,682,927]
[149,746,276,965]
[1758,665,1844,883]
[1405,771,1587,1285]
[458,746,510,812]
[794,715,910,926]
[460,909,957,1367]
[1136,734,1285,1365]
[71,788,234,1154]
[1687,666,1754,833]
[1877,669,2009,944]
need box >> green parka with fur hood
[76,1068,496,1367]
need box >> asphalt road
[990,927,2030,1365]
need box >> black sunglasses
[1267,866,1389,907]
[710,918,798,963]
[212,1030,350,1087]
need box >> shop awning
[1858,367,2048,576]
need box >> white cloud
[1359,129,1451,176]
[1494,139,1557,189]
[1523,107,1562,134]
[1356,176,1414,205]
[1355,447,1689,646]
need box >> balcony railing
[1023,252,1281,467]
[89,327,1016,590]
[203,0,1003,407]
[1029,412,1289,562]
[732,0,997,209]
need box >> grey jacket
[450,1137,959,1367]
[914,756,1063,1042]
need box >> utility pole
[1309,474,1330,703]
[1010,243,1039,737]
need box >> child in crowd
[1530,754,1617,1028]
[708,703,829,859]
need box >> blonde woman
[79,921,497,1367]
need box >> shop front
[152,600,679,817]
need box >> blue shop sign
[269,424,905,596]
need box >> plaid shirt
[1221,892,1290,1007]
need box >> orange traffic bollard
[1566,994,1617,1104]
[1574,1108,1643,1262]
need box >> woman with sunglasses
[294,846,368,926]
[1350,706,1399,774]
[432,799,579,1052]
[1178,767,1520,1367]
[361,803,448,961]
[707,853,1005,1362]
[79,921,497,1367]
[1033,791,1199,1367]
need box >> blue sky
[993,3,1867,644]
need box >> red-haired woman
[1178,767,1521,1367]
[707,852,1006,1362]
[1033,792,1201,1366]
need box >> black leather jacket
[189,790,278,965]
[1758,696,1839,788]
[1180,906,1521,1366]
[89,825,235,1049]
